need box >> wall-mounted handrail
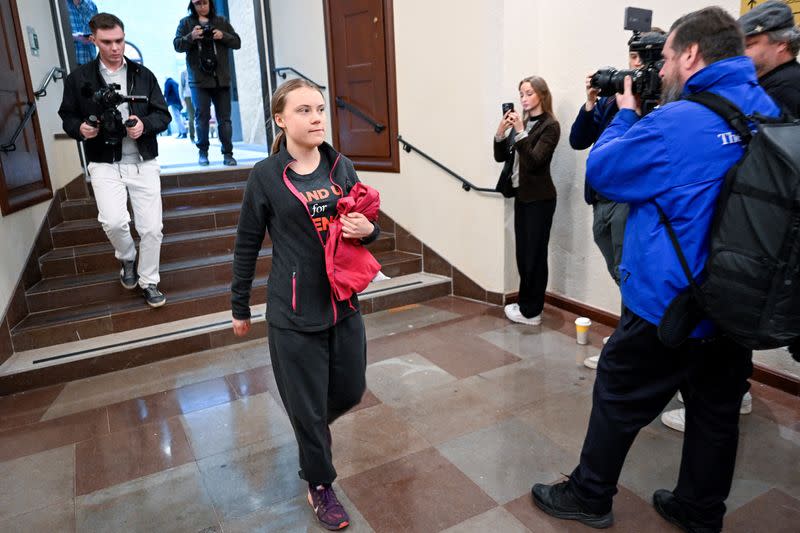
[2,67,66,153]
[335,97,385,134]
[272,67,326,89]
[398,135,502,194]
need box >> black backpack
[657,92,800,350]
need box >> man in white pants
[59,13,171,307]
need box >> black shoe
[531,481,614,529]
[120,260,138,289]
[142,284,167,308]
[653,490,720,533]
[199,151,209,166]
[223,154,237,166]
[177,133,187,139]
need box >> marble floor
[0,297,798,532]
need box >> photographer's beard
[659,74,684,106]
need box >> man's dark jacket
[569,96,619,204]
[760,59,800,119]
[58,57,170,163]
[173,15,241,89]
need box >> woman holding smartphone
[494,76,560,325]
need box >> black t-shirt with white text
[287,159,342,242]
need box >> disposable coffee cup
[575,317,592,345]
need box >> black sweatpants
[568,309,752,530]
[267,312,367,485]
[514,197,556,318]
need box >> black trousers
[268,312,367,485]
[514,197,556,318]
[191,85,233,155]
[569,309,752,530]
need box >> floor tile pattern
[0,297,797,531]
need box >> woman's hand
[508,111,524,134]
[212,29,224,40]
[191,26,203,40]
[232,318,250,337]
[496,111,513,137]
[341,212,374,240]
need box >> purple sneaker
[308,484,350,530]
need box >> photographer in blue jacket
[531,7,780,532]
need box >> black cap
[738,0,795,36]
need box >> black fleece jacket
[231,141,380,331]
[59,58,170,163]
[174,15,241,89]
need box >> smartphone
[502,102,514,115]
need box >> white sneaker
[740,391,752,414]
[583,355,600,369]
[661,408,686,432]
[663,392,754,433]
[603,336,610,345]
[504,303,542,325]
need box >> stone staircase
[0,167,452,394]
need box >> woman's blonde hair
[518,76,554,120]
[269,78,324,154]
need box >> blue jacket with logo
[586,57,780,336]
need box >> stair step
[375,250,422,278]
[160,167,251,188]
[39,227,260,278]
[16,247,416,350]
[0,273,453,394]
[51,203,244,247]
[26,250,273,313]
[40,228,395,279]
[10,279,269,353]
[60,182,247,221]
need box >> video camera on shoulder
[83,83,149,145]
[590,7,666,115]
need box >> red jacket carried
[325,182,381,301]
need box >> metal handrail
[335,97,385,133]
[398,135,502,194]
[272,67,326,89]
[2,66,66,153]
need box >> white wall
[0,0,82,319]
[268,0,743,312]
[229,0,267,146]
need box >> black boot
[198,150,209,166]
[531,481,614,529]
[653,490,720,533]
[223,154,237,166]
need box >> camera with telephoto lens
[83,83,149,146]
[590,7,666,115]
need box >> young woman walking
[231,78,379,530]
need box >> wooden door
[325,0,398,172]
[0,0,52,215]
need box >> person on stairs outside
[495,76,560,326]
[164,77,187,138]
[174,0,240,166]
[231,78,380,531]
[58,12,170,308]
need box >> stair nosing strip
[31,312,267,365]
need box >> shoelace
[317,486,345,516]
